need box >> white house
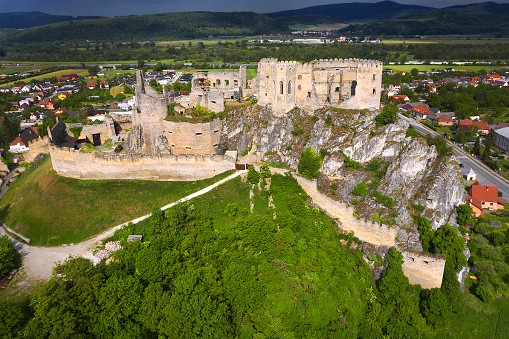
[466,169,476,181]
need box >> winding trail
[1,169,247,283]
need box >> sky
[0,0,507,17]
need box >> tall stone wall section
[164,119,222,155]
[255,58,382,115]
[131,70,170,153]
[49,145,235,181]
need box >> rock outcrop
[221,104,466,250]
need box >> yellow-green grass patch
[0,156,235,246]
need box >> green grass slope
[0,157,234,246]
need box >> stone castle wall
[49,145,235,181]
[163,119,222,155]
[255,58,382,115]
[131,70,169,153]
[402,251,446,289]
[293,173,445,289]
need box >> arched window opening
[288,81,291,94]
[280,81,284,95]
[351,81,357,96]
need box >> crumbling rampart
[293,172,445,289]
[49,145,235,181]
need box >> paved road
[401,114,509,202]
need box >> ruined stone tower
[254,58,382,115]
[127,71,170,154]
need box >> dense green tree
[0,235,16,277]
[0,299,29,338]
[433,224,466,270]
[298,147,322,178]
[420,288,451,329]
[472,136,481,156]
[457,204,474,226]
[441,263,465,314]
[247,166,260,184]
[375,105,398,127]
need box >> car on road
[459,163,464,168]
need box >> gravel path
[2,169,248,284]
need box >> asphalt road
[400,114,509,202]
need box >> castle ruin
[254,58,382,115]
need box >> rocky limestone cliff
[220,103,466,252]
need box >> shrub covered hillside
[11,174,375,338]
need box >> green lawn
[0,156,235,246]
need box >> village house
[9,127,39,153]
[458,120,489,135]
[409,104,433,119]
[434,115,453,126]
[466,181,505,217]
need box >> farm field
[0,69,85,87]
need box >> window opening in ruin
[298,85,301,90]
[280,81,284,95]
[211,101,216,104]
[298,75,302,80]
[92,133,101,146]
[214,130,219,133]
[225,80,229,86]
[351,81,357,96]
[217,79,221,85]
[185,146,192,149]
[307,92,311,98]
[335,87,339,92]
[373,89,376,95]
[214,144,218,147]
[373,74,376,81]
[231,96,234,99]
[288,81,291,94]
[196,132,202,135]
[234,80,238,85]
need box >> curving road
[400,114,509,202]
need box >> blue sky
[0,0,506,17]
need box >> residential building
[466,181,505,217]
[9,127,39,153]
[458,120,489,135]
[494,127,509,152]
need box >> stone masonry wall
[49,145,235,181]
[255,58,382,115]
[163,119,222,155]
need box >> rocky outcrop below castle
[220,104,466,252]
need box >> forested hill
[0,12,289,42]
[0,11,103,29]
[340,11,509,36]
[265,0,437,24]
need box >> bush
[370,191,394,209]
[223,203,238,217]
[247,166,260,184]
[343,155,363,169]
[476,284,493,303]
[298,148,322,179]
[351,182,368,197]
[0,235,17,277]
[259,163,271,178]
[375,105,398,127]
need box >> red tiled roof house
[466,181,505,217]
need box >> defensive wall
[49,145,236,181]
[163,119,222,155]
[292,172,445,289]
[22,136,49,162]
[254,58,382,115]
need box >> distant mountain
[442,1,509,14]
[0,12,289,42]
[265,1,438,24]
[0,11,103,29]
